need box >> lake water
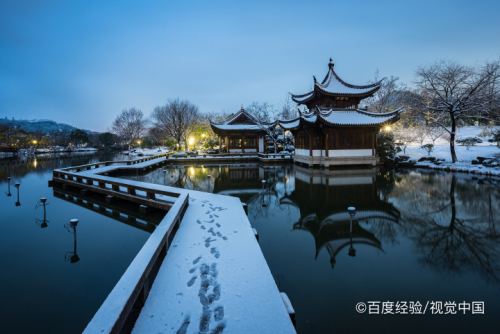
[125,163,500,334]
[1,156,499,334]
[0,153,165,333]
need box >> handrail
[59,154,168,172]
[53,170,181,200]
[83,191,189,334]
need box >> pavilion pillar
[325,132,329,157]
[309,133,312,157]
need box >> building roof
[210,107,275,135]
[278,107,403,130]
[291,59,381,104]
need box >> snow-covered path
[60,156,295,334]
[132,190,295,334]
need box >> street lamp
[347,206,356,257]
[32,139,38,145]
[188,136,195,148]
[383,125,392,133]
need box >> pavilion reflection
[290,167,400,267]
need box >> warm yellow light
[383,125,392,132]
[136,139,142,145]
[188,136,196,146]
[33,159,38,168]
[188,166,196,177]
[201,133,207,138]
[32,140,38,145]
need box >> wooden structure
[51,155,296,334]
[210,107,274,153]
[280,59,402,167]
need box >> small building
[279,59,402,167]
[210,107,273,153]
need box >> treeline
[110,98,296,151]
[0,124,120,150]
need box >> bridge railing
[83,189,188,333]
[52,169,180,209]
[59,154,168,173]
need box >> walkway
[51,155,296,334]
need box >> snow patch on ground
[398,126,499,176]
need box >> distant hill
[0,118,94,134]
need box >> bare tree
[416,61,499,162]
[152,99,199,150]
[366,76,403,112]
[112,108,146,150]
[246,102,280,153]
[279,95,298,120]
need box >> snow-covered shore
[126,147,169,157]
[397,126,499,176]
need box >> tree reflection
[394,173,500,282]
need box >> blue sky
[1,0,499,131]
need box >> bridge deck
[52,156,295,334]
[132,189,294,334]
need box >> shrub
[377,132,397,162]
[456,137,482,150]
[421,143,434,155]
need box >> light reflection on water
[0,153,163,333]
[127,163,500,334]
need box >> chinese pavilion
[279,59,402,167]
[210,107,273,153]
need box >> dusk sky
[1,0,499,131]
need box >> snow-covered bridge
[51,155,296,334]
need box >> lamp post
[347,206,356,257]
[14,183,21,207]
[36,197,49,228]
[6,176,12,197]
[65,218,80,263]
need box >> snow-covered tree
[246,102,281,153]
[416,60,499,162]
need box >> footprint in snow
[187,276,197,287]
[176,315,190,334]
[193,256,202,264]
[214,306,224,321]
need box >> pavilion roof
[291,59,381,104]
[210,107,275,134]
[278,107,403,130]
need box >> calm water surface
[0,153,164,333]
[127,163,500,334]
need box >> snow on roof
[210,107,275,133]
[211,123,263,131]
[291,60,381,103]
[320,109,400,126]
[278,108,402,129]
